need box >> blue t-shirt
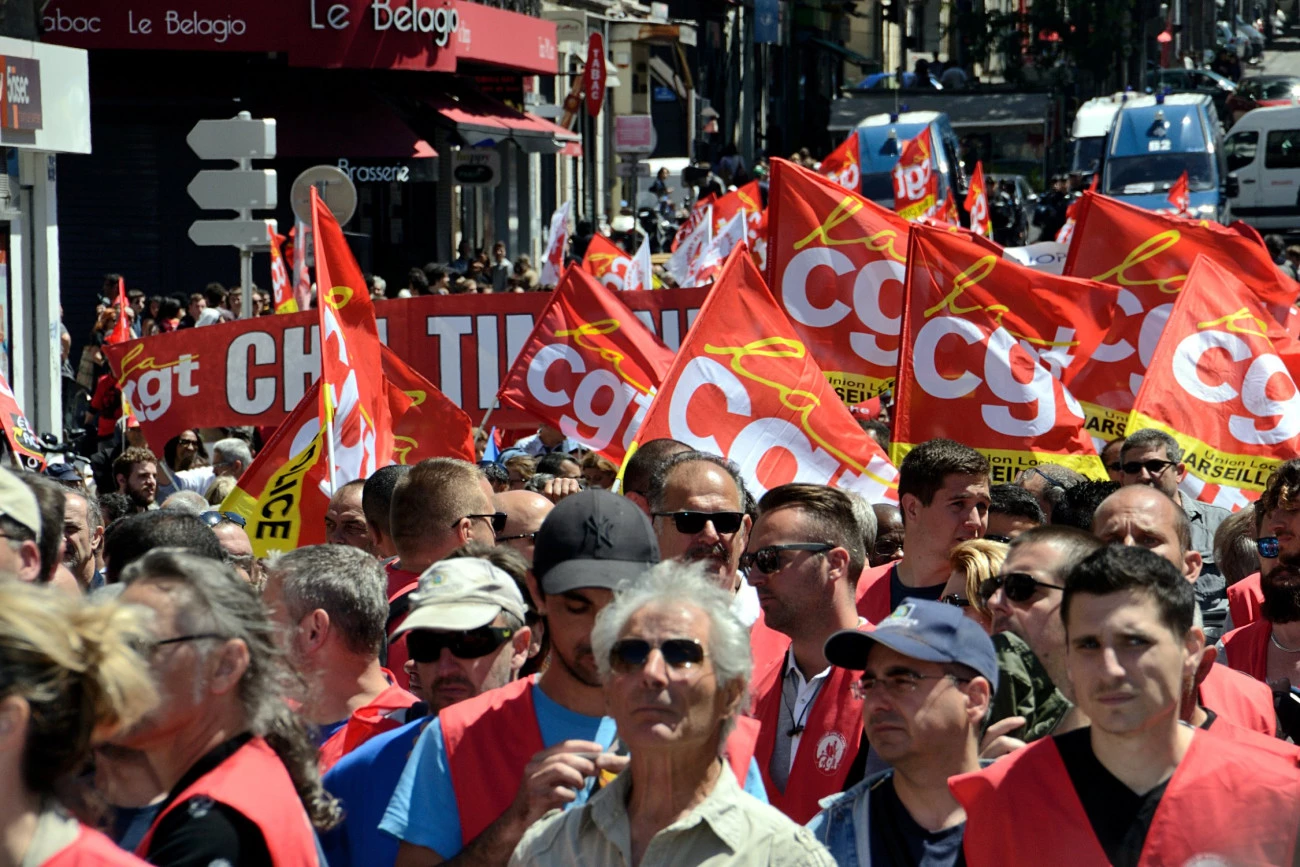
[377,683,768,860]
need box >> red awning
[271,91,436,159]
[426,88,581,154]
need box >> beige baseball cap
[0,467,39,536]
[391,558,526,636]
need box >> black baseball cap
[532,489,659,595]
[824,598,999,690]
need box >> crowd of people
[2,411,1300,866]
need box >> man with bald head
[326,479,371,553]
[493,490,553,567]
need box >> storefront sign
[584,32,605,117]
[336,158,412,182]
[0,57,40,130]
[451,149,500,187]
[105,287,710,442]
[614,115,653,153]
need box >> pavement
[1258,29,1300,76]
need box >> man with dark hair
[1050,480,1121,531]
[263,545,419,772]
[1229,458,1300,628]
[985,484,1044,541]
[1100,437,1125,483]
[363,465,410,561]
[101,510,225,583]
[477,461,508,493]
[1012,463,1083,523]
[953,545,1300,867]
[647,451,752,599]
[743,483,868,823]
[869,503,905,567]
[113,446,159,512]
[325,479,371,553]
[535,452,581,480]
[1120,428,1230,576]
[858,419,890,455]
[1213,505,1259,588]
[857,439,990,623]
[0,467,42,582]
[17,472,67,585]
[618,437,690,515]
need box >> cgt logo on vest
[814,731,847,774]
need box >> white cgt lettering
[1172,331,1300,445]
[526,345,652,453]
[781,249,905,366]
[126,356,201,422]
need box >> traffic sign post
[187,112,277,318]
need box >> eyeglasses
[983,534,1012,544]
[851,671,969,700]
[450,512,508,534]
[652,511,744,535]
[942,594,971,608]
[177,438,200,447]
[610,637,706,673]
[405,626,515,662]
[1259,536,1281,559]
[201,511,246,528]
[135,632,226,656]
[496,533,535,543]
[1027,466,1066,490]
[739,543,835,575]
[1121,459,1176,476]
[978,572,1064,604]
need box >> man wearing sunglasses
[809,599,997,866]
[492,489,554,567]
[743,483,869,823]
[953,546,1300,867]
[647,452,753,596]
[262,545,420,773]
[1226,458,1300,630]
[857,440,991,625]
[1119,429,1230,579]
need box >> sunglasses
[653,511,744,535]
[405,626,514,662]
[740,543,834,575]
[942,594,971,608]
[201,511,246,528]
[609,637,706,673]
[978,572,1063,604]
[1121,459,1175,476]
[984,534,1012,544]
[1259,536,1281,559]
[450,512,508,534]
[496,533,535,543]
[1105,462,1123,473]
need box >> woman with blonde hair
[0,581,158,865]
[940,538,1009,633]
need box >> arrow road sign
[187,116,277,161]
[187,169,277,211]
[188,219,277,248]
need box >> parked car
[851,72,944,91]
[988,174,1035,246]
[1217,20,1252,57]
[1225,75,1300,123]
[1146,68,1237,117]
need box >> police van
[1101,92,1233,222]
[1224,104,1300,232]
[853,111,966,210]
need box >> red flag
[747,207,769,271]
[1167,171,1190,215]
[312,186,400,492]
[541,202,572,287]
[891,132,939,221]
[498,267,674,465]
[892,224,1117,480]
[106,277,132,346]
[1064,191,1300,443]
[581,234,634,291]
[381,346,476,465]
[765,158,911,402]
[965,162,991,238]
[1128,255,1300,511]
[0,371,44,471]
[291,220,313,311]
[819,131,861,192]
[268,225,298,314]
[941,190,960,227]
[713,181,763,235]
[630,249,899,502]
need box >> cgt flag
[312,186,401,493]
[1063,191,1300,447]
[541,202,572,287]
[625,232,653,292]
[106,277,132,346]
[765,157,911,403]
[268,225,298,314]
[667,206,712,286]
[965,162,991,238]
[1127,255,1300,511]
[1167,171,1190,216]
[713,181,763,235]
[630,248,899,502]
[672,194,716,252]
[382,346,476,466]
[892,132,939,221]
[0,371,44,471]
[582,233,634,292]
[819,131,861,192]
[497,266,674,465]
[690,210,748,286]
[893,224,1118,482]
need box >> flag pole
[479,404,494,433]
[322,385,338,496]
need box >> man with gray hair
[262,544,420,772]
[1012,463,1083,523]
[1119,428,1230,576]
[511,561,832,865]
[166,436,253,497]
[62,488,104,590]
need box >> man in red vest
[743,483,868,823]
[1228,458,1300,628]
[1095,485,1278,736]
[262,544,421,773]
[951,545,1300,867]
[857,440,990,624]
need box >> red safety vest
[1197,658,1276,735]
[950,728,1300,867]
[135,737,320,867]
[441,675,760,846]
[1222,618,1271,681]
[317,675,421,773]
[749,613,790,685]
[855,562,893,624]
[747,637,865,824]
[46,825,152,866]
[384,562,422,691]
[1227,572,1263,629]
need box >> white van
[1069,94,1125,177]
[1224,104,1300,232]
